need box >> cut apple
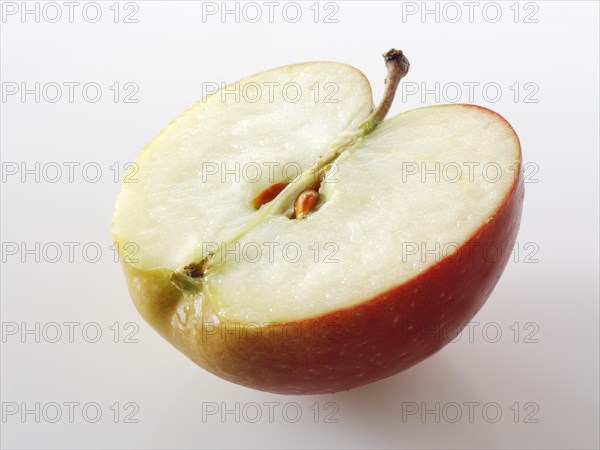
[112,50,523,394]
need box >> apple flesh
[112,50,523,394]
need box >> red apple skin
[122,105,524,395]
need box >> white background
[1,1,599,448]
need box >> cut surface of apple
[112,50,523,394]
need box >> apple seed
[294,189,320,219]
[251,181,289,209]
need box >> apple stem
[360,49,410,135]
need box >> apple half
[112,50,523,394]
